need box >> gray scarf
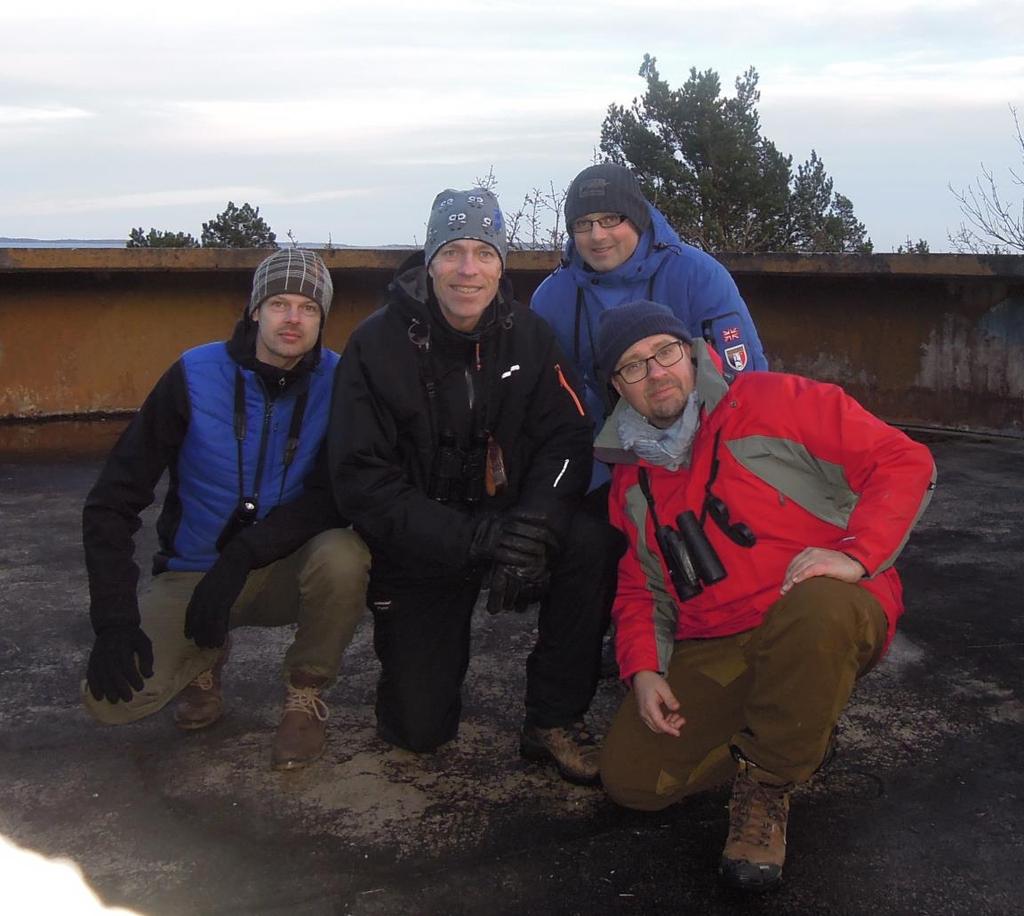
[617,393,700,470]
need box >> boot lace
[566,721,597,746]
[190,669,215,691]
[283,684,328,722]
[728,773,788,848]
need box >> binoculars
[429,433,487,504]
[655,510,727,602]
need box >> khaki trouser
[83,528,370,725]
[600,576,888,810]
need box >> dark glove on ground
[86,625,154,703]
[469,510,561,573]
[486,564,550,615]
[184,540,252,648]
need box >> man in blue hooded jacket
[531,163,768,673]
[531,163,767,465]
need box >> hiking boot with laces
[519,721,601,786]
[174,643,229,731]
[271,673,329,771]
[719,757,792,891]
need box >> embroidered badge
[724,344,748,371]
[722,326,740,342]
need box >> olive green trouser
[599,577,888,811]
[83,528,370,725]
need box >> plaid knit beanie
[596,300,691,376]
[249,249,334,317]
[424,188,508,267]
[565,163,652,236]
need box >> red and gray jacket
[596,340,936,683]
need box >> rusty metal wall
[2,248,1022,435]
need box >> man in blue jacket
[532,162,767,458]
[81,249,369,771]
[531,163,768,672]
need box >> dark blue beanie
[596,300,692,375]
[565,163,652,236]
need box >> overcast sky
[1,0,1021,251]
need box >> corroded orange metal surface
[1,248,1022,435]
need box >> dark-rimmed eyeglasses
[614,340,687,385]
[571,213,627,234]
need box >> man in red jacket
[594,300,935,891]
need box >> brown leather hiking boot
[271,672,329,771]
[519,721,601,786]
[173,643,229,731]
[719,757,792,891]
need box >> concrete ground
[0,421,1021,915]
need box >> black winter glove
[86,625,154,703]
[184,540,252,648]
[469,509,561,573]
[486,564,550,615]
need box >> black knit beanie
[565,163,651,235]
[596,300,691,375]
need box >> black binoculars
[429,433,487,504]
[215,496,259,551]
[655,510,727,602]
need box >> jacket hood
[561,202,685,287]
[594,337,729,465]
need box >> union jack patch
[722,326,741,342]
[724,344,748,372]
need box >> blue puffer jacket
[532,203,767,424]
[168,342,340,571]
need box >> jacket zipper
[554,363,586,417]
[251,378,275,505]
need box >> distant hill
[0,238,414,249]
[0,238,127,248]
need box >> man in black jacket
[328,188,623,784]
[82,249,369,770]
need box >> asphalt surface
[0,421,1021,915]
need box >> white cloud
[0,106,93,125]
[0,2,1020,249]
[7,187,268,217]
[766,55,1024,107]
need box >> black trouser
[582,481,619,643]
[368,511,624,753]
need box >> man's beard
[645,382,686,427]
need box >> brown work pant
[83,528,370,725]
[600,577,888,811]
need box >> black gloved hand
[486,563,550,615]
[86,625,154,703]
[469,509,561,573]
[184,540,252,648]
[468,513,507,564]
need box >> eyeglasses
[571,213,627,234]
[263,298,320,319]
[614,340,687,384]
[703,494,756,548]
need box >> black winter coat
[329,254,593,578]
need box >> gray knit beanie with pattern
[424,188,508,267]
[249,249,334,317]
